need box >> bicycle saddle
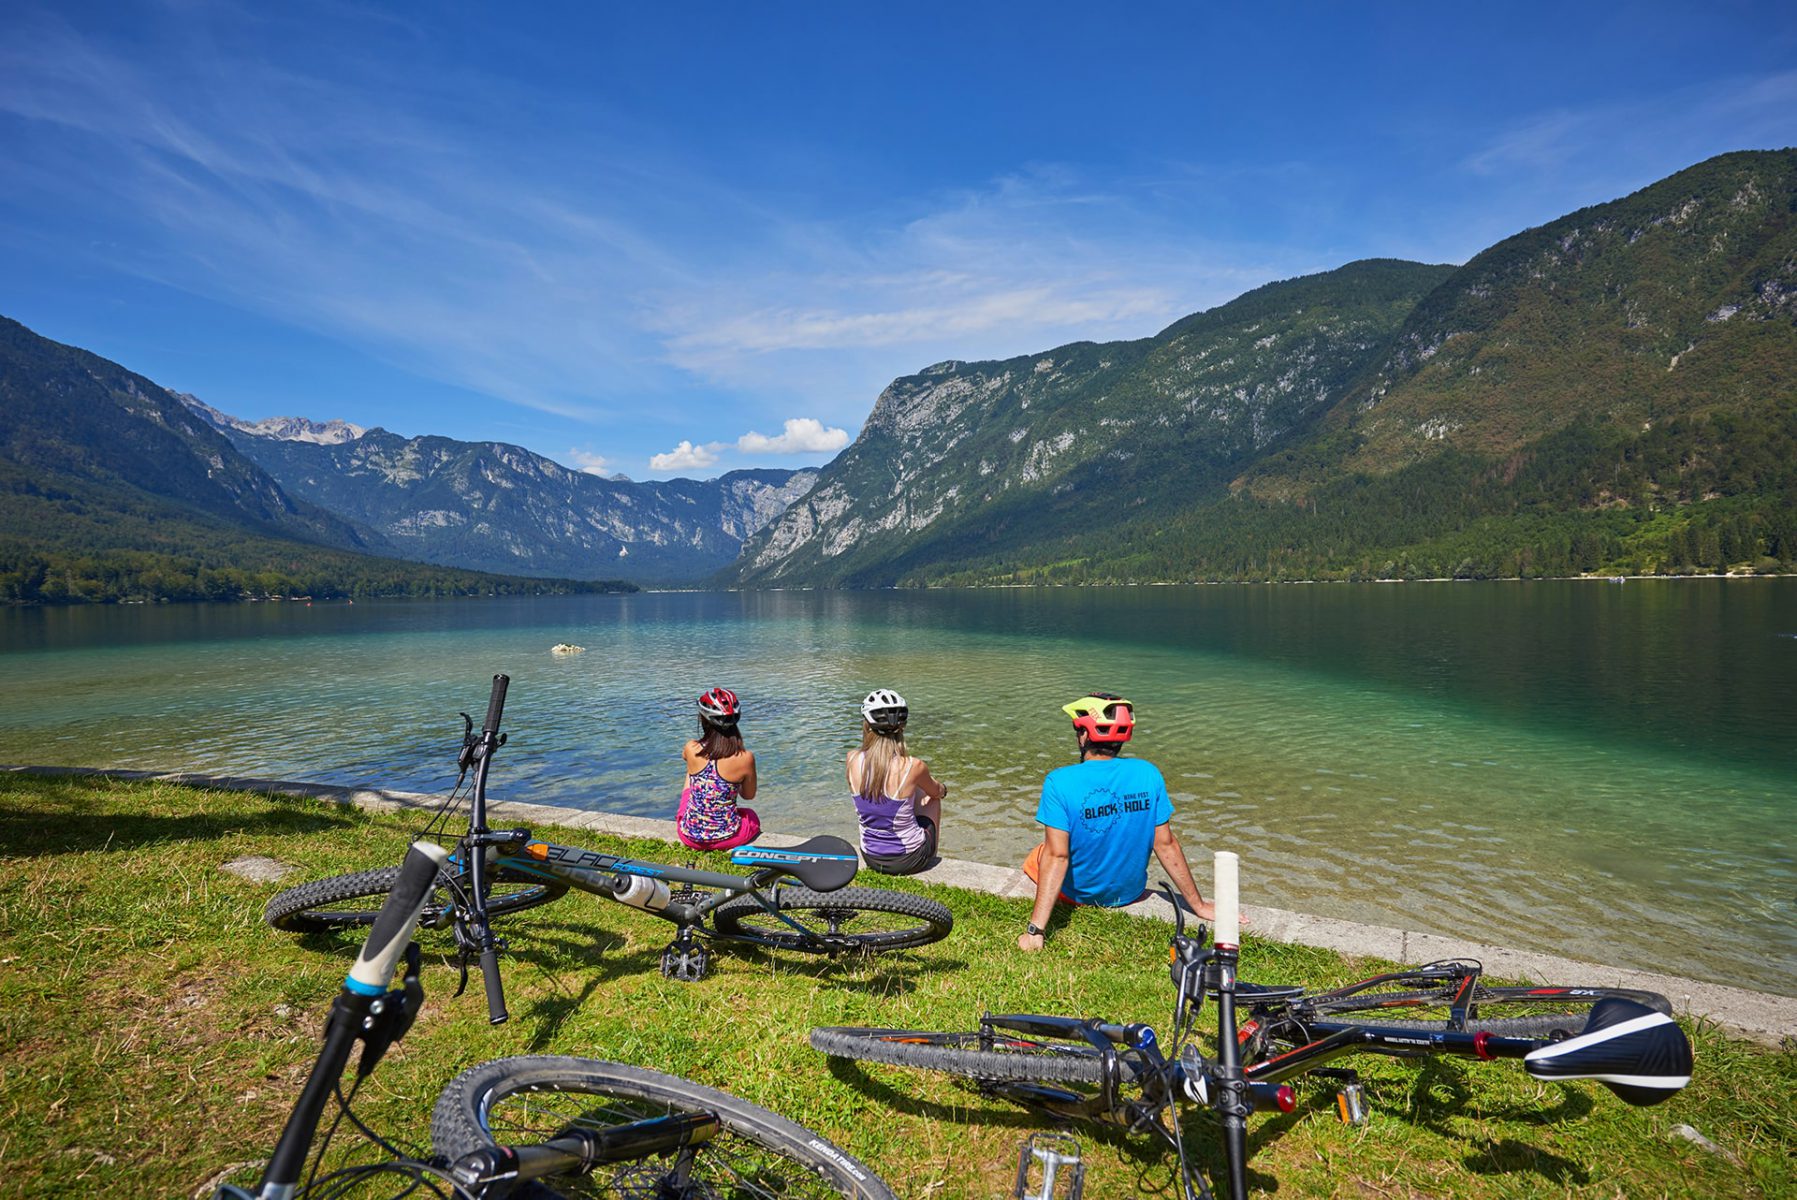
[731,836,860,891]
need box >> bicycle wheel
[263,864,567,933]
[1290,983,1674,1039]
[809,1026,1108,1085]
[710,887,951,954]
[431,1055,896,1199]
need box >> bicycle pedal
[666,887,708,906]
[1337,1083,1368,1126]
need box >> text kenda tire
[711,886,952,953]
[809,1026,1109,1085]
[431,1055,895,1199]
[263,864,566,933]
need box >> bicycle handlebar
[346,841,449,996]
[257,841,450,1197]
[482,673,509,736]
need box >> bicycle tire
[1288,984,1674,1040]
[809,1026,1109,1085]
[263,864,568,933]
[431,1055,896,1199]
[711,887,952,954]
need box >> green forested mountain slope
[1248,148,1797,493]
[733,151,1797,587]
[0,317,367,550]
[731,259,1453,586]
[0,318,631,602]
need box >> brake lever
[456,712,476,770]
[355,942,424,1080]
[1157,881,1186,937]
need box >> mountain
[0,316,368,551]
[733,150,1797,586]
[1245,148,1797,495]
[180,394,366,445]
[730,259,1454,586]
[201,416,818,583]
[0,316,633,603]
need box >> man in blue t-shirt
[1018,693,1216,951]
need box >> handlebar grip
[480,947,509,1025]
[482,673,510,735]
[346,841,449,996]
[1213,850,1240,948]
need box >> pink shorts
[675,786,762,851]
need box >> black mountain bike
[266,675,952,1011]
[811,864,1692,1200]
[219,840,896,1199]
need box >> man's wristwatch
[1024,921,1046,938]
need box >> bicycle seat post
[1210,850,1250,1200]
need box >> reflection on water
[2,581,1793,993]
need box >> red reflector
[1236,1019,1260,1045]
[1275,1085,1296,1114]
[1473,1031,1493,1061]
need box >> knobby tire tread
[809,1026,1108,1085]
[263,864,566,933]
[430,1055,895,1200]
[712,886,952,953]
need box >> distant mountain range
[191,412,817,582]
[4,150,1793,604]
[0,313,819,600]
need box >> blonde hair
[854,720,908,800]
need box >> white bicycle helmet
[861,688,908,733]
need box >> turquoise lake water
[2,580,1792,993]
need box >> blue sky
[3,2,1794,479]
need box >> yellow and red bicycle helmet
[1063,692,1134,744]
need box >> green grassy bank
[1,774,1791,1198]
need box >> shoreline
[13,763,1793,1046]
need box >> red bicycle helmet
[698,687,740,721]
[1062,692,1134,744]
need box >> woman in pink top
[676,686,761,851]
[847,688,948,876]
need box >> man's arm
[1152,822,1216,923]
[1017,826,1070,952]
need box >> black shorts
[862,816,938,877]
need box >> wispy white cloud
[646,417,851,474]
[564,448,612,476]
[648,440,718,471]
[1464,70,1797,181]
[736,418,849,455]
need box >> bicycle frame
[461,831,862,948]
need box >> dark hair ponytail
[697,715,744,760]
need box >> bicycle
[219,839,898,1199]
[810,852,1693,1200]
[265,675,952,1012]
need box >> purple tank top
[852,753,926,857]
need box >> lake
[2,580,1792,993]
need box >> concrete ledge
[13,765,1794,1046]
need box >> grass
[1,773,1792,1199]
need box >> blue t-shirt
[1035,757,1174,906]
